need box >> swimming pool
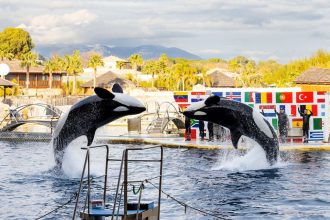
[1,140,330,219]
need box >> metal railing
[73,144,163,220]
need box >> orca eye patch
[205,96,220,106]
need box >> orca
[52,84,146,168]
[183,95,279,165]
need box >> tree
[116,61,127,69]
[44,55,62,90]
[170,62,197,91]
[142,60,158,88]
[228,56,249,73]
[0,27,34,59]
[88,54,104,88]
[128,53,143,70]
[65,50,83,95]
[20,52,38,95]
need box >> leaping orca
[183,95,279,165]
[52,84,146,168]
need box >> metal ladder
[73,144,163,220]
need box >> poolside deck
[98,134,330,151]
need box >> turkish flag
[296,92,314,103]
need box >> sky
[1,0,330,63]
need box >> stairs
[148,118,164,133]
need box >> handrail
[74,144,163,220]
[0,103,62,129]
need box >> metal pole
[158,146,163,220]
[88,148,91,214]
[111,152,125,220]
[124,149,128,220]
[103,145,109,204]
[72,150,89,220]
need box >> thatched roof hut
[0,78,17,87]
[81,71,136,93]
[293,68,330,91]
[208,69,236,88]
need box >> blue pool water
[1,140,330,219]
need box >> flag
[279,105,286,111]
[320,104,326,116]
[313,118,323,130]
[178,104,190,111]
[292,118,303,128]
[248,104,255,108]
[191,91,206,102]
[309,131,324,140]
[226,92,241,102]
[316,91,325,103]
[244,92,254,102]
[291,105,297,117]
[174,91,189,102]
[296,92,314,103]
[259,105,276,117]
[191,119,199,128]
[212,92,223,97]
[300,105,318,116]
[272,118,278,130]
[255,93,261,104]
[276,92,292,103]
[255,92,272,104]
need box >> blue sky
[1,0,329,63]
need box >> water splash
[61,137,105,178]
[212,138,287,172]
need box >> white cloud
[1,0,330,62]
[20,9,97,44]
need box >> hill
[35,44,201,60]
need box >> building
[3,59,64,95]
[79,55,133,82]
[293,67,330,91]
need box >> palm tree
[128,53,143,70]
[88,54,104,88]
[128,54,143,84]
[20,52,38,95]
[44,55,62,90]
[171,62,197,91]
[65,50,83,95]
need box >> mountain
[35,44,201,60]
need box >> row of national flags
[175,91,326,104]
[174,90,327,140]
[244,91,326,104]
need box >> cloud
[19,9,97,44]
[1,0,330,62]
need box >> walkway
[97,134,330,151]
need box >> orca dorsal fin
[205,95,220,106]
[94,87,115,99]
[230,128,242,149]
[112,83,123,93]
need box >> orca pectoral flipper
[230,128,243,149]
[87,129,97,146]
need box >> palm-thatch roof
[294,68,330,85]
[0,78,17,87]
[81,71,136,89]
[208,70,236,88]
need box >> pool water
[1,139,330,219]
